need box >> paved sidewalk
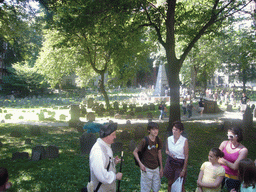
[4,109,255,127]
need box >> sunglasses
[227,134,237,139]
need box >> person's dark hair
[238,158,256,188]
[172,121,184,131]
[147,122,159,130]
[0,167,8,187]
[210,147,224,158]
[228,126,243,142]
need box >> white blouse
[167,135,186,159]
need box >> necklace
[230,142,240,149]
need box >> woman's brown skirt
[163,155,185,182]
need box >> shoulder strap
[95,157,111,192]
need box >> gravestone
[111,142,123,154]
[46,145,59,159]
[70,105,80,121]
[87,112,95,122]
[80,104,87,117]
[134,125,146,139]
[142,104,149,111]
[12,152,29,160]
[243,105,255,138]
[113,101,119,110]
[204,100,221,113]
[10,131,22,137]
[30,126,41,136]
[69,105,81,127]
[32,145,47,160]
[137,114,143,119]
[80,133,97,155]
[87,98,94,108]
[114,114,122,119]
[31,151,41,161]
[135,107,142,112]
[149,103,155,111]
[226,105,232,112]
[126,120,131,125]
[129,140,136,151]
[25,139,32,144]
[122,104,127,112]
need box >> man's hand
[116,172,123,180]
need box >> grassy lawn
[1,121,256,192]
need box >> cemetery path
[4,110,256,127]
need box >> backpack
[134,136,159,167]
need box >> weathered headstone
[226,105,232,112]
[113,101,119,110]
[80,133,97,155]
[142,104,149,111]
[69,104,81,127]
[114,114,122,119]
[87,98,94,108]
[149,103,155,111]
[122,104,127,112]
[31,151,41,161]
[25,139,32,144]
[126,120,131,125]
[112,142,123,154]
[137,114,143,119]
[80,104,87,117]
[87,112,95,122]
[46,145,59,159]
[10,131,22,137]
[135,107,142,112]
[12,152,29,160]
[129,140,136,151]
[32,145,47,160]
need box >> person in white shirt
[163,121,189,192]
[89,123,123,192]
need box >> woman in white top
[163,121,189,192]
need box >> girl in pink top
[219,126,248,192]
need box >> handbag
[171,177,183,192]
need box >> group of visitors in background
[181,98,204,118]
[85,121,256,192]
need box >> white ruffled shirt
[167,135,186,159]
[89,138,116,192]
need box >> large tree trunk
[99,73,110,110]
[165,58,181,133]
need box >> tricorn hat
[99,123,117,138]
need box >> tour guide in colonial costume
[89,123,123,192]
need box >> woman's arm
[219,140,227,151]
[180,139,189,177]
[198,176,224,189]
[220,147,248,170]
